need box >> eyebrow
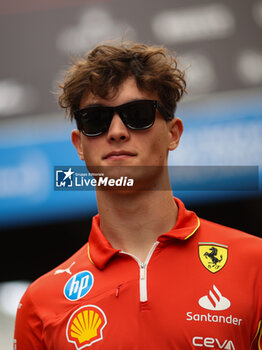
[80,98,145,110]
[82,103,105,108]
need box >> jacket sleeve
[13,286,46,350]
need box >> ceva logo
[199,285,231,311]
[192,336,235,349]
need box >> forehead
[79,77,159,109]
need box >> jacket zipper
[120,241,159,302]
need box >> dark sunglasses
[74,99,173,137]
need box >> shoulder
[199,217,261,241]
[198,218,262,258]
[21,242,94,309]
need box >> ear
[71,129,85,160]
[168,118,183,151]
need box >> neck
[96,190,178,262]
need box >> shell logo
[66,305,107,349]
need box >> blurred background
[0,0,261,347]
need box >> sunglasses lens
[75,100,158,136]
[121,101,155,129]
[79,108,112,136]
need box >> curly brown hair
[58,41,186,120]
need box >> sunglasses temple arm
[156,102,174,120]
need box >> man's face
[72,77,183,186]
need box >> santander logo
[199,285,231,311]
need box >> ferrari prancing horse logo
[198,242,228,273]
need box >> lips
[103,150,137,160]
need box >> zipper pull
[140,263,146,280]
[116,284,121,298]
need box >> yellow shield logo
[198,242,228,273]
[66,305,107,349]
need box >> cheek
[152,125,170,155]
[145,134,169,163]
[81,138,102,163]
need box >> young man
[14,42,262,350]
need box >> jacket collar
[88,197,200,269]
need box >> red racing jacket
[14,197,262,350]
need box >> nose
[107,113,130,142]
